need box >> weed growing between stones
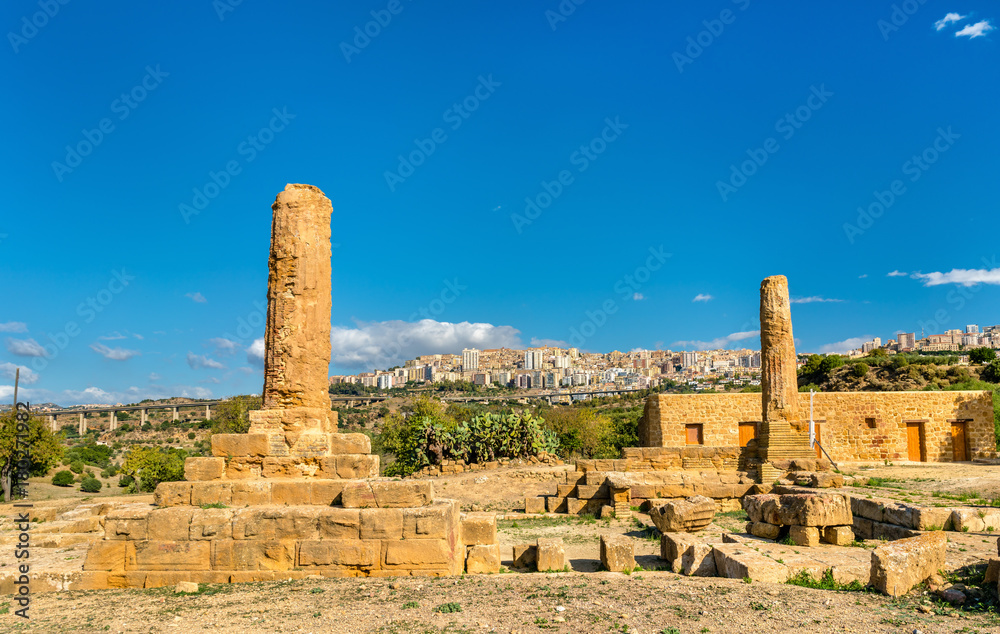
[786,570,868,592]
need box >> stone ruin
[76,184,501,588]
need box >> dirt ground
[4,461,1000,633]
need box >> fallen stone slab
[822,526,854,546]
[789,525,820,547]
[650,495,716,533]
[712,543,789,583]
[809,472,844,489]
[747,521,780,540]
[512,544,536,570]
[536,538,566,572]
[870,531,947,597]
[761,494,852,527]
[660,533,715,576]
[600,535,635,573]
[741,494,778,524]
[951,508,1000,533]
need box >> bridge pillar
[172,407,179,421]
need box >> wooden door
[685,424,703,445]
[951,422,968,461]
[738,422,757,447]
[906,423,922,461]
[813,423,823,458]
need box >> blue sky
[1,1,998,406]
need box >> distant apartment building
[897,332,916,351]
[681,351,698,368]
[524,350,543,370]
[462,347,480,371]
[967,324,980,334]
[376,374,393,389]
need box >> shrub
[852,363,869,378]
[211,395,262,434]
[119,446,186,492]
[52,470,75,487]
[118,474,134,488]
[69,460,85,474]
[80,477,102,493]
[187,432,196,440]
[982,360,1000,384]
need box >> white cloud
[90,343,141,361]
[331,319,523,370]
[671,330,760,350]
[5,337,46,357]
[98,331,128,340]
[887,270,909,277]
[632,293,645,301]
[858,274,868,279]
[186,292,207,303]
[208,337,239,355]
[186,352,226,370]
[148,372,161,381]
[955,20,994,38]
[692,294,713,303]
[934,12,966,30]
[790,296,845,304]
[911,268,1000,286]
[0,322,28,333]
[818,335,875,354]
[247,338,265,367]
[530,337,570,348]
[0,363,39,385]
[0,383,215,407]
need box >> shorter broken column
[600,534,635,573]
[650,495,716,533]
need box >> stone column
[205,405,211,420]
[79,412,85,435]
[109,410,116,431]
[757,275,812,468]
[172,407,179,421]
[249,184,336,450]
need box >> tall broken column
[249,183,335,451]
[757,275,813,479]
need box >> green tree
[52,470,75,487]
[211,395,262,434]
[0,411,64,501]
[970,347,997,365]
[80,476,102,493]
[982,359,1000,384]
[852,363,870,378]
[120,446,186,492]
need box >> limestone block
[403,505,452,540]
[231,481,270,506]
[105,508,152,541]
[536,538,566,572]
[566,498,587,515]
[336,454,380,479]
[466,544,501,574]
[853,517,874,540]
[741,494,777,524]
[461,512,497,546]
[556,484,576,497]
[329,432,371,454]
[271,481,312,506]
[289,432,331,457]
[83,541,128,572]
[660,533,700,572]
[371,481,433,508]
[872,521,919,541]
[184,457,226,481]
[128,541,211,571]
[189,508,234,540]
[211,433,277,458]
[983,558,1000,584]
[883,503,918,529]
[383,539,452,568]
[823,525,855,546]
[951,508,1000,533]
[850,497,884,522]
[147,508,195,541]
[546,496,567,513]
[712,544,788,583]
[233,508,319,540]
[341,482,377,508]
[525,496,546,514]
[762,494,852,527]
[809,473,844,489]
[512,544,537,569]
[211,540,295,571]
[749,522,781,540]
[311,480,345,506]
[319,507,361,540]
[788,525,820,547]
[650,495,716,533]
[360,508,403,540]
[225,458,263,480]
[153,482,192,507]
[789,459,816,472]
[913,507,953,531]
[600,535,635,573]
[263,457,318,479]
[870,532,947,597]
[191,482,234,507]
[599,505,616,519]
[298,539,378,568]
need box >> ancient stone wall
[640,391,995,462]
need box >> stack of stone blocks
[743,493,855,547]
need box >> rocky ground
[3,461,1000,632]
